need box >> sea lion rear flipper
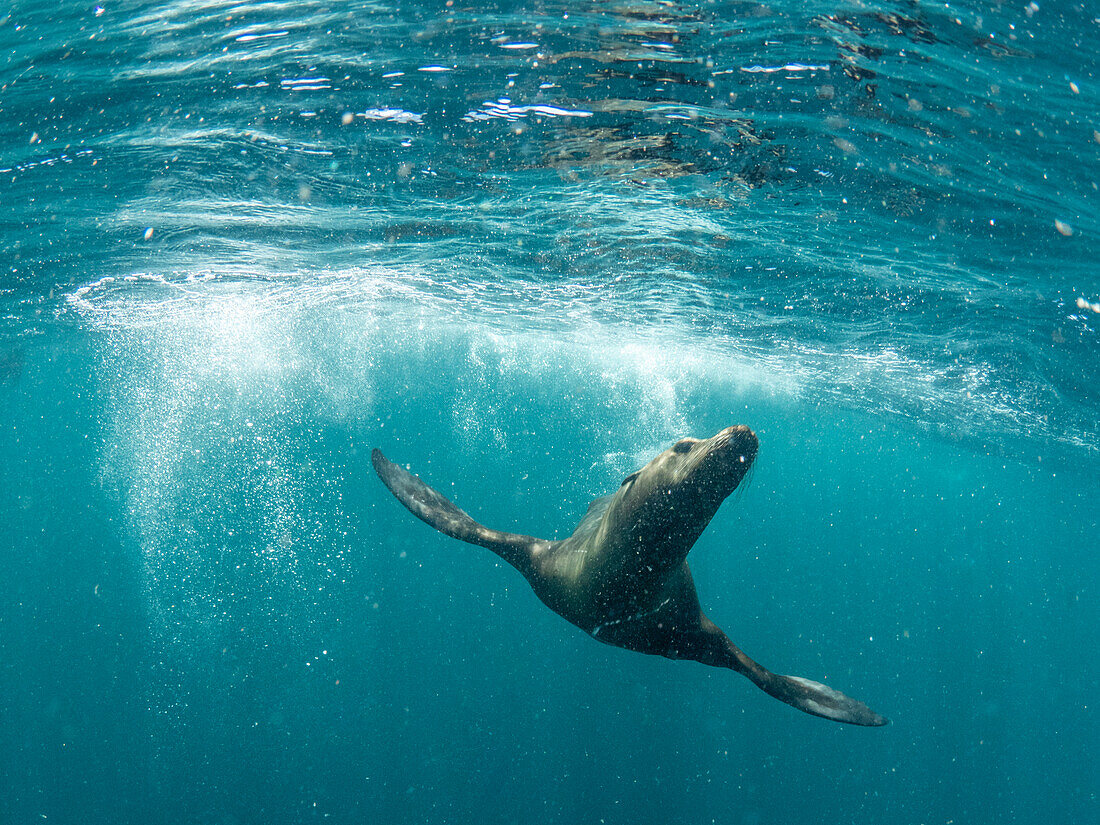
[371,448,548,573]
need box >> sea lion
[372,425,887,726]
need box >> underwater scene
[1,1,1097,823]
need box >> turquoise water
[1,0,1097,822]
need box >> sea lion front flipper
[756,672,888,726]
[371,448,549,574]
[735,640,887,726]
[688,625,888,726]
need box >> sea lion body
[372,425,887,726]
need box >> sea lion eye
[672,440,692,454]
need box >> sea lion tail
[371,448,548,574]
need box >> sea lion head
[609,426,758,562]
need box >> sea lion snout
[708,425,758,467]
[677,426,757,502]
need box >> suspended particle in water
[1054,219,1073,236]
[833,137,857,155]
[143,227,154,240]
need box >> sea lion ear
[620,471,640,487]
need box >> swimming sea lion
[372,425,887,726]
